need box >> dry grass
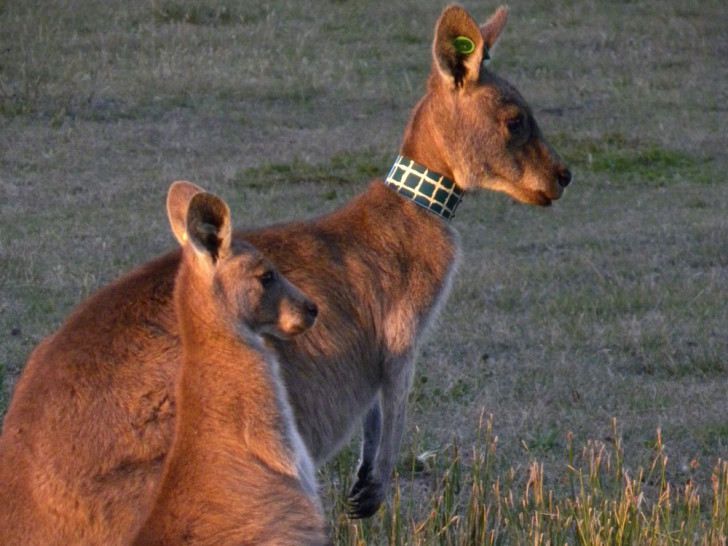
[1,0,727,541]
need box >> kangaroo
[134,182,328,545]
[0,4,570,542]
[239,4,569,518]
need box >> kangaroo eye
[259,270,276,287]
[506,115,524,137]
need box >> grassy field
[1,0,727,542]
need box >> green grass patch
[554,133,721,187]
[590,146,717,185]
[235,149,392,189]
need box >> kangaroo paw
[347,476,384,519]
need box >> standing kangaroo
[0,4,570,543]
[134,182,328,545]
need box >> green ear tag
[453,36,475,55]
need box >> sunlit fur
[406,6,570,206]
[134,183,328,545]
[0,4,570,541]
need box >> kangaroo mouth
[534,183,566,206]
[259,318,312,340]
[532,192,553,207]
[501,177,564,207]
[258,323,294,340]
[518,188,559,207]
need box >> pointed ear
[432,5,509,88]
[185,193,232,264]
[167,181,206,245]
[480,6,508,51]
[433,5,485,88]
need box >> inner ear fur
[185,193,232,263]
[433,5,508,87]
[167,181,206,245]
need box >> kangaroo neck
[179,326,279,428]
[398,88,458,182]
[174,322,299,476]
[173,273,284,437]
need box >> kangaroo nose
[305,301,319,320]
[558,167,572,188]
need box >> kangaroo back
[134,182,328,545]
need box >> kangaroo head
[167,181,318,339]
[401,5,571,206]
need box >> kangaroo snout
[277,296,318,338]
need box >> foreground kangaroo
[134,182,327,545]
[0,4,570,542]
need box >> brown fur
[134,183,327,545]
[0,4,570,541]
[0,252,180,544]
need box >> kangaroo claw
[347,477,384,519]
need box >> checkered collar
[383,156,464,221]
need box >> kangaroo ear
[185,193,232,264]
[480,6,508,51]
[167,181,206,245]
[432,5,509,88]
[433,5,485,88]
